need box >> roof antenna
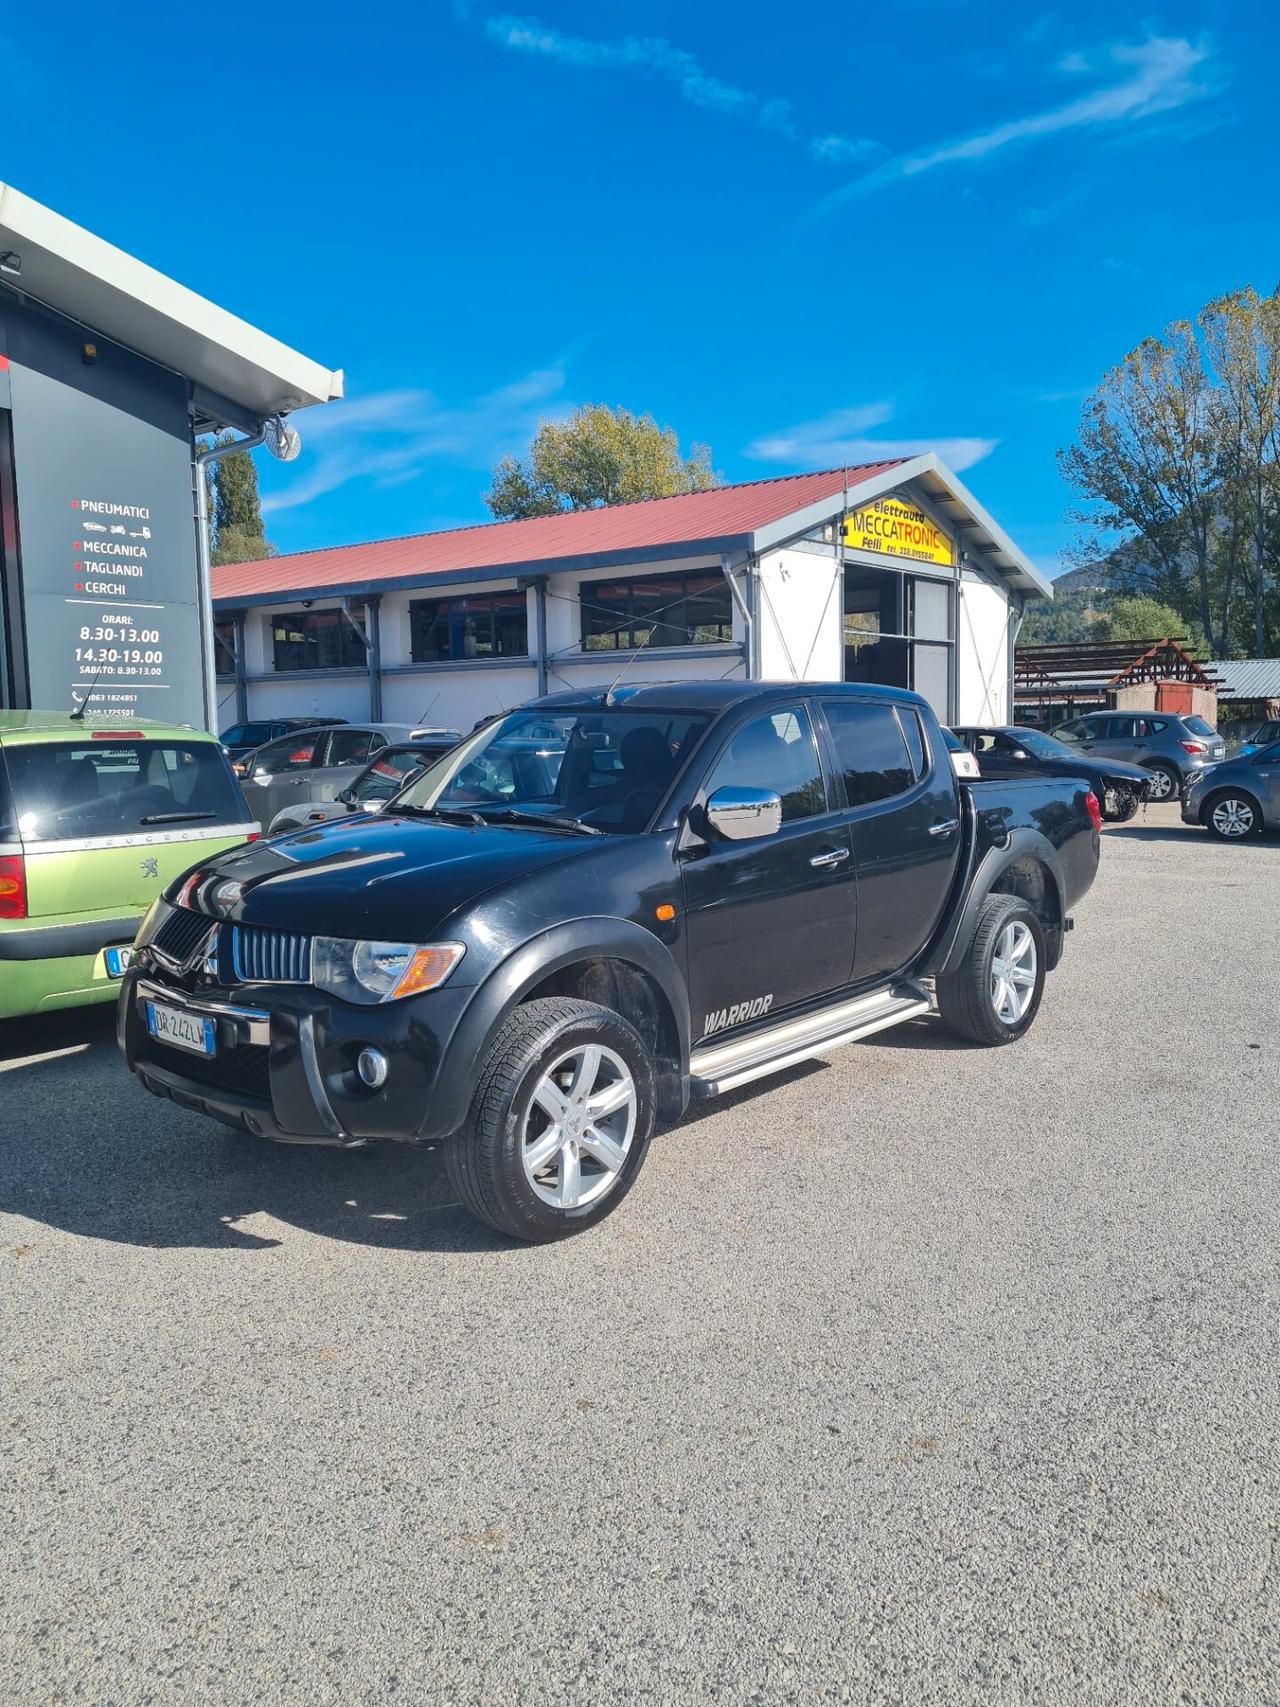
[603,629,657,706]
[69,666,105,722]
[417,690,440,724]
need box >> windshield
[395,707,711,833]
[1184,715,1217,737]
[5,739,245,842]
[1016,730,1076,761]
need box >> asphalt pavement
[2,803,1278,1705]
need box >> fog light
[357,1047,389,1089]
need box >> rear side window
[823,700,916,807]
[896,707,927,776]
[703,708,827,823]
[5,740,244,843]
[326,728,379,766]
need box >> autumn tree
[485,405,719,520]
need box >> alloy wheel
[1149,768,1176,801]
[990,920,1038,1026]
[521,1043,637,1210]
[1211,797,1254,839]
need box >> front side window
[409,591,528,663]
[702,708,826,823]
[581,572,733,651]
[5,741,244,843]
[272,609,367,672]
[823,700,916,807]
[398,708,710,834]
[251,733,323,774]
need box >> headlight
[312,937,465,1004]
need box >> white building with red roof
[212,453,1050,734]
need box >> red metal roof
[213,462,907,602]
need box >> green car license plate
[145,1001,215,1056]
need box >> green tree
[1059,286,1280,657]
[202,433,276,566]
[1099,595,1205,652]
[485,405,719,520]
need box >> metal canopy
[0,183,343,426]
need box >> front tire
[936,895,1047,1047]
[1204,790,1261,841]
[445,997,656,1242]
[1144,762,1180,802]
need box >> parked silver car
[1052,710,1225,801]
[266,736,461,834]
[1182,740,1280,839]
[238,723,429,827]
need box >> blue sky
[4,0,1277,578]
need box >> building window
[409,591,528,663]
[580,571,733,651]
[214,621,237,676]
[271,608,367,673]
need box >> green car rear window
[5,739,244,843]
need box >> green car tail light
[0,853,27,919]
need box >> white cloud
[260,366,567,515]
[813,35,1214,212]
[744,404,996,474]
[467,10,879,166]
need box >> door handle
[809,847,850,868]
[929,818,960,837]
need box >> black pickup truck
[119,682,1100,1242]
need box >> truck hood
[172,812,602,940]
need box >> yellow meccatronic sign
[841,495,955,568]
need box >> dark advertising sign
[2,298,205,727]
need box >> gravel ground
[2,803,1278,1705]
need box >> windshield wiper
[138,811,219,826]
[393,803,487,826]
[482,808,603,836]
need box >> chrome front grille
[231,924,313,984]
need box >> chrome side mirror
[705,786,783,841]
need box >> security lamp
[0,251,21,277]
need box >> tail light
[0,853,27,919]
[245,830,261,842]
[1084,790,1102,834]
[1179,740,1207,754]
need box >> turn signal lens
[0,854,26,919]
[391,944,467,998]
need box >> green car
[0,713,258,1020]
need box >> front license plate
[105,946,132,978]
[145,1001,216,1056]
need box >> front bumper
[119,962,474,1147]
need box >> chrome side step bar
[689,982,932,1097]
